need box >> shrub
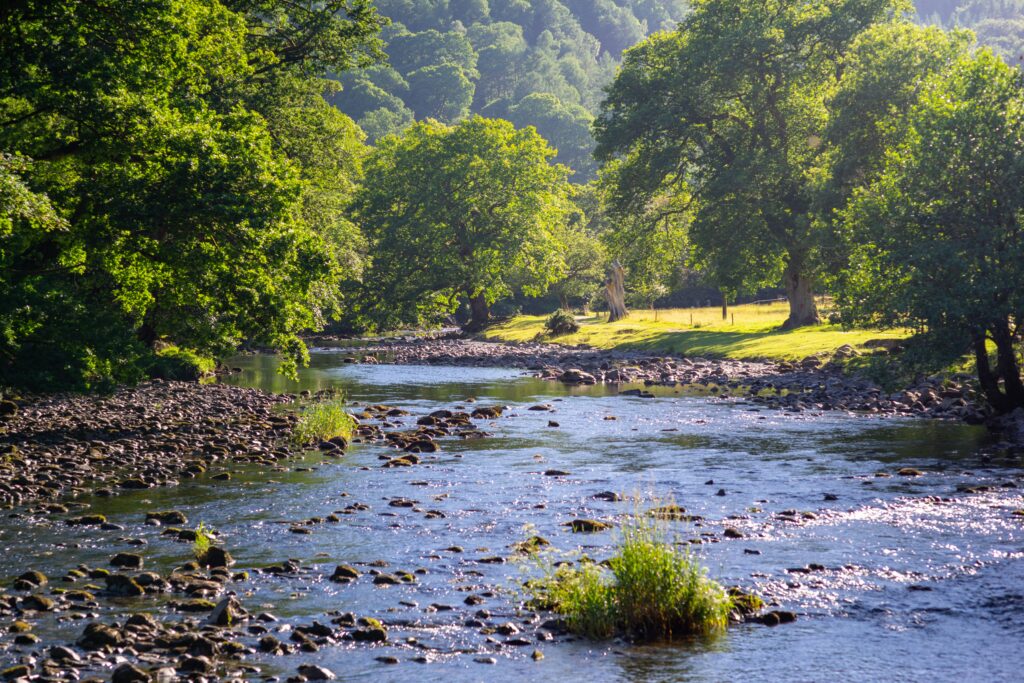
[544,309,580,337]
[525,514,732,641]
[149,346,215,381]
[291,400,356,446]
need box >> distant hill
[329,0,690,180]
[329,0,1023,181]
[917,0,1024,66]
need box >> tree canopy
[352,116,572,331]
[837,50,1024,412]
[595,0,910,329]
[0,0,383,388]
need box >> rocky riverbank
[0,381,302,509]
[314,336,991,426]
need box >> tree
[595,0,910,329]
[0,0,383,388]
[406,64,476,122]
[837,50,1024,413]
[353,117,572,331]
[549,185,608,310]
[507,93,596,179]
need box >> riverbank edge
[0,380,308,510]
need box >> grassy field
[483,301,909,362]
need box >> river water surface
[3,351,1023,682]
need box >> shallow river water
[3,351,1024,682]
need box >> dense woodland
[2,0,1024,413]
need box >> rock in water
[298,664,336,680]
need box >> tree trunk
[721,290,728,321]
[974,336,1011,413]
[465,292,490,332]
[977,322,1024,414]
[559,292,570,311]
[604,260,628,323]
[781,258,819,329]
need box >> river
[2,350,1022,681]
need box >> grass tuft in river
[290,400,356,446]
[192,522,213,563]
[524,513,732,641]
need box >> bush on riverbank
[526,515,732,641]
[291,401,356,446]
[148,347,215,382]
[545,310,580,337]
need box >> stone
[202,546,234,567]
[49,645,80,662]
[258,635,283,653]
[178,656,214,673]
[564,519,611,532]
[329,564,360,582]
[65,514,106,526]
[1,665,31,680]
[146,510,188,525]
[297,665,336,680]
[16,570,47,587]
[104,574,144,597]
[558,369,597,385]
[110,552,144,569]
[760,610,797,626]
[78,622,124,649]
[111,663,149,683]
[21,594,54,611]
[207,596,246,626]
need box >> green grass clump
[526,515,732,641]
[291,400,356,446]
[192,522,213,563]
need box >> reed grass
[290,400,356,446]
[525,513,732,641]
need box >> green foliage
[193,522,213,563]
[148,347,216,382]
[525,514,733,641]
[0,0,384,390]
[545,310,580,336]
[817,22,973,271]
[291,401,356,446]
[836,49,1024,411]
[352,116,573,331]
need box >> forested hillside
[330,0,1023,182]
[917,0,1024,65]
[329,0,690,179]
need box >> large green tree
[353,117,572,331]
[595,0,909,328]
[838,50,1024,413]
[0,0,383,388]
